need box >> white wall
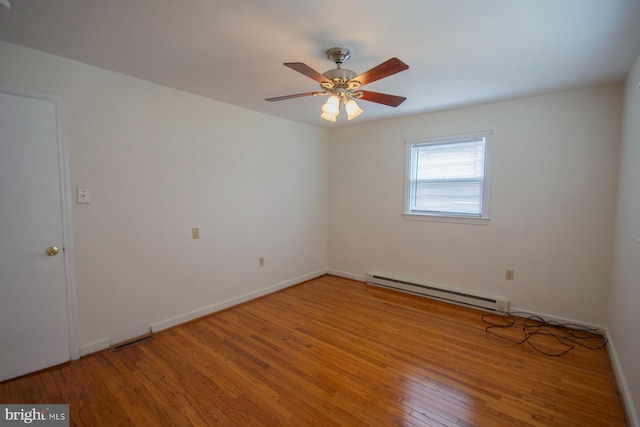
[0,41,329,352]
[608,52,640,425]
[329,85,622,326]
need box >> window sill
[403,213,490,225]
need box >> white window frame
[403,131,492,225]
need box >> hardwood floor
[0,275,626,426]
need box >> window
[404,131,492,224]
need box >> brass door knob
[46,246,59,256]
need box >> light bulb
[345,99,363,120]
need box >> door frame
[1,83,79,360]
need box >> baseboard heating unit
[366,273,509,314]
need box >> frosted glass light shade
[345,99,363,120]
[320,112,337,121]
[321,95,340,118]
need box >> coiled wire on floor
[481,311,608,356]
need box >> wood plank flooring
[0,275,626,426]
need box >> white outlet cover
[76,188,90,204]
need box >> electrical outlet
[505,269,514,281]
[259,257,264,267]
[192,228,199,239]
[76,188,91,204]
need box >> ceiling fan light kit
[266,47,409,122]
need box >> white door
[0,88,72,381]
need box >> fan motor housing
[322,68,356,82]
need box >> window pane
[411,138,485,216]
[414,180,482,214]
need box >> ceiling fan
[265,47,409,122]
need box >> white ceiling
[1,0,640,128]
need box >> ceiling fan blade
[265,92,319,102]
[354,58,409,86]
[359,90,407,107]
[284,62,329,83]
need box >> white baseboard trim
[605,331,638,427]
[326,269,366,282]
[150,269,328,333]
[77,269,328,358]
[509,306,607,331]
[80,338,110,356]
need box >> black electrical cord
[481,311,608,357]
